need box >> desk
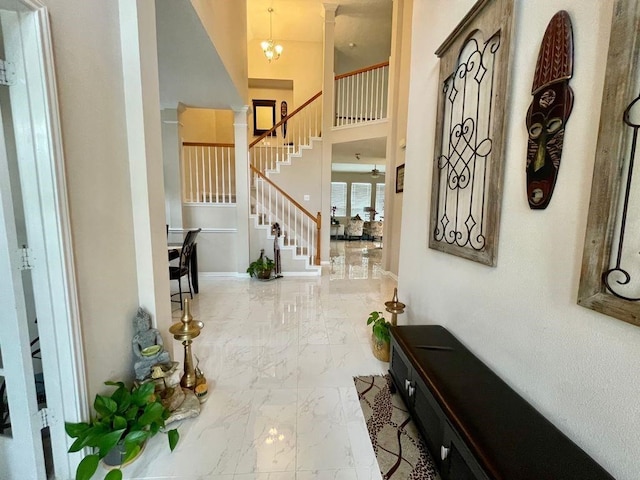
[168,243,199,294]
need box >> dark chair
[170,228,201,309]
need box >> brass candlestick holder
[169,298,203,389]
[385,288,406,326]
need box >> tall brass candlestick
[385,288,406,326]
[169,298,203,389]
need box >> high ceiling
[155,1,392,172]
[247,0,393,172]
[247,0,392,73]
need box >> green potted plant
[65,381,179,480]
[367,311,392,362]
[246,250,275,280]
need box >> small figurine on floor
[132,307,172,380]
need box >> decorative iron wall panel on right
[578,0,640,326]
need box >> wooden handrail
[183,142,235,148]
[334,61,390,81]
[315,212,321,266]
[249,62,388,147]
[250,91,323,148]
[250,165,320,226]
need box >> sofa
[345,218,364,240]
[363,220,383,240]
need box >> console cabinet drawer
[389,326,614,480]
[390,338,486,479]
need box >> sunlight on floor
[111,240,394,479]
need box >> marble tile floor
[113,240,395,479]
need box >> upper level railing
[181,63,390,207]
[249,92,323,174]
[334,61,389,127]
[182,142,235,203]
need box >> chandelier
[261,8,283,62]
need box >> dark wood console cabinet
[389,325,614,480]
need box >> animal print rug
[353,374,439,480]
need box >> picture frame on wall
[577,0,640,327]
[396,164,405,193]
[428,0,514,267]
[252,99,276,137]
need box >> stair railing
[334,61,389,127]
[249,91,322,174]
[182,142,235,203]
[250,165,321,266]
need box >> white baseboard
[199,272,248,277]
[199,271,320,278]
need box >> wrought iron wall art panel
[578,0,640,326]
[602,94,640,301]
[429,0,514,266]
[526,11,574,210]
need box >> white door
[0,108,46,477]
[0,2,87,478]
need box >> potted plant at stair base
[246,249,275,280]
[65,381,179,480]
[367,311,392,362]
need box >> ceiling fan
[371,165,383,178]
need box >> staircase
[179,62,390,275]
[249,92,323,274]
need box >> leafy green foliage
[246,254,276,278]
[367,311,391,343]
[65,381,180,480]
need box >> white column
[234,106,250,274]
[118,0,172,332]
[321,3,338,262]
[161,108,183,236]
[383,0,408,275]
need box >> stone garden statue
[132,307,171,380]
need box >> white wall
[384,0,413,276]
[182,205,238,273]
[162,108,182,228]
[44,0,140,399]
[399,1,640,478]
[191,0,249,106]
[181,108,235,143]
[248,39,323,109]
[268,139,323,217]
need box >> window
[331,182,347,216]
[375,183,385,219]
[351,182,372,217]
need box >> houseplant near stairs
[367,311,392,362]
[65,381,179,480]
[247,249,275,280]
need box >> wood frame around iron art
[578,0,640,326]
[428,0,514,266]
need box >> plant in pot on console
[367,311,392,362]
[65,381,179,480]
[246,249,275,280]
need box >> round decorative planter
[102,440,146,469]
[256,269,273,280]
[371,334,390,362]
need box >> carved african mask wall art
[526,11,574,209]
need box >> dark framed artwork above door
[253,99,276,136]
